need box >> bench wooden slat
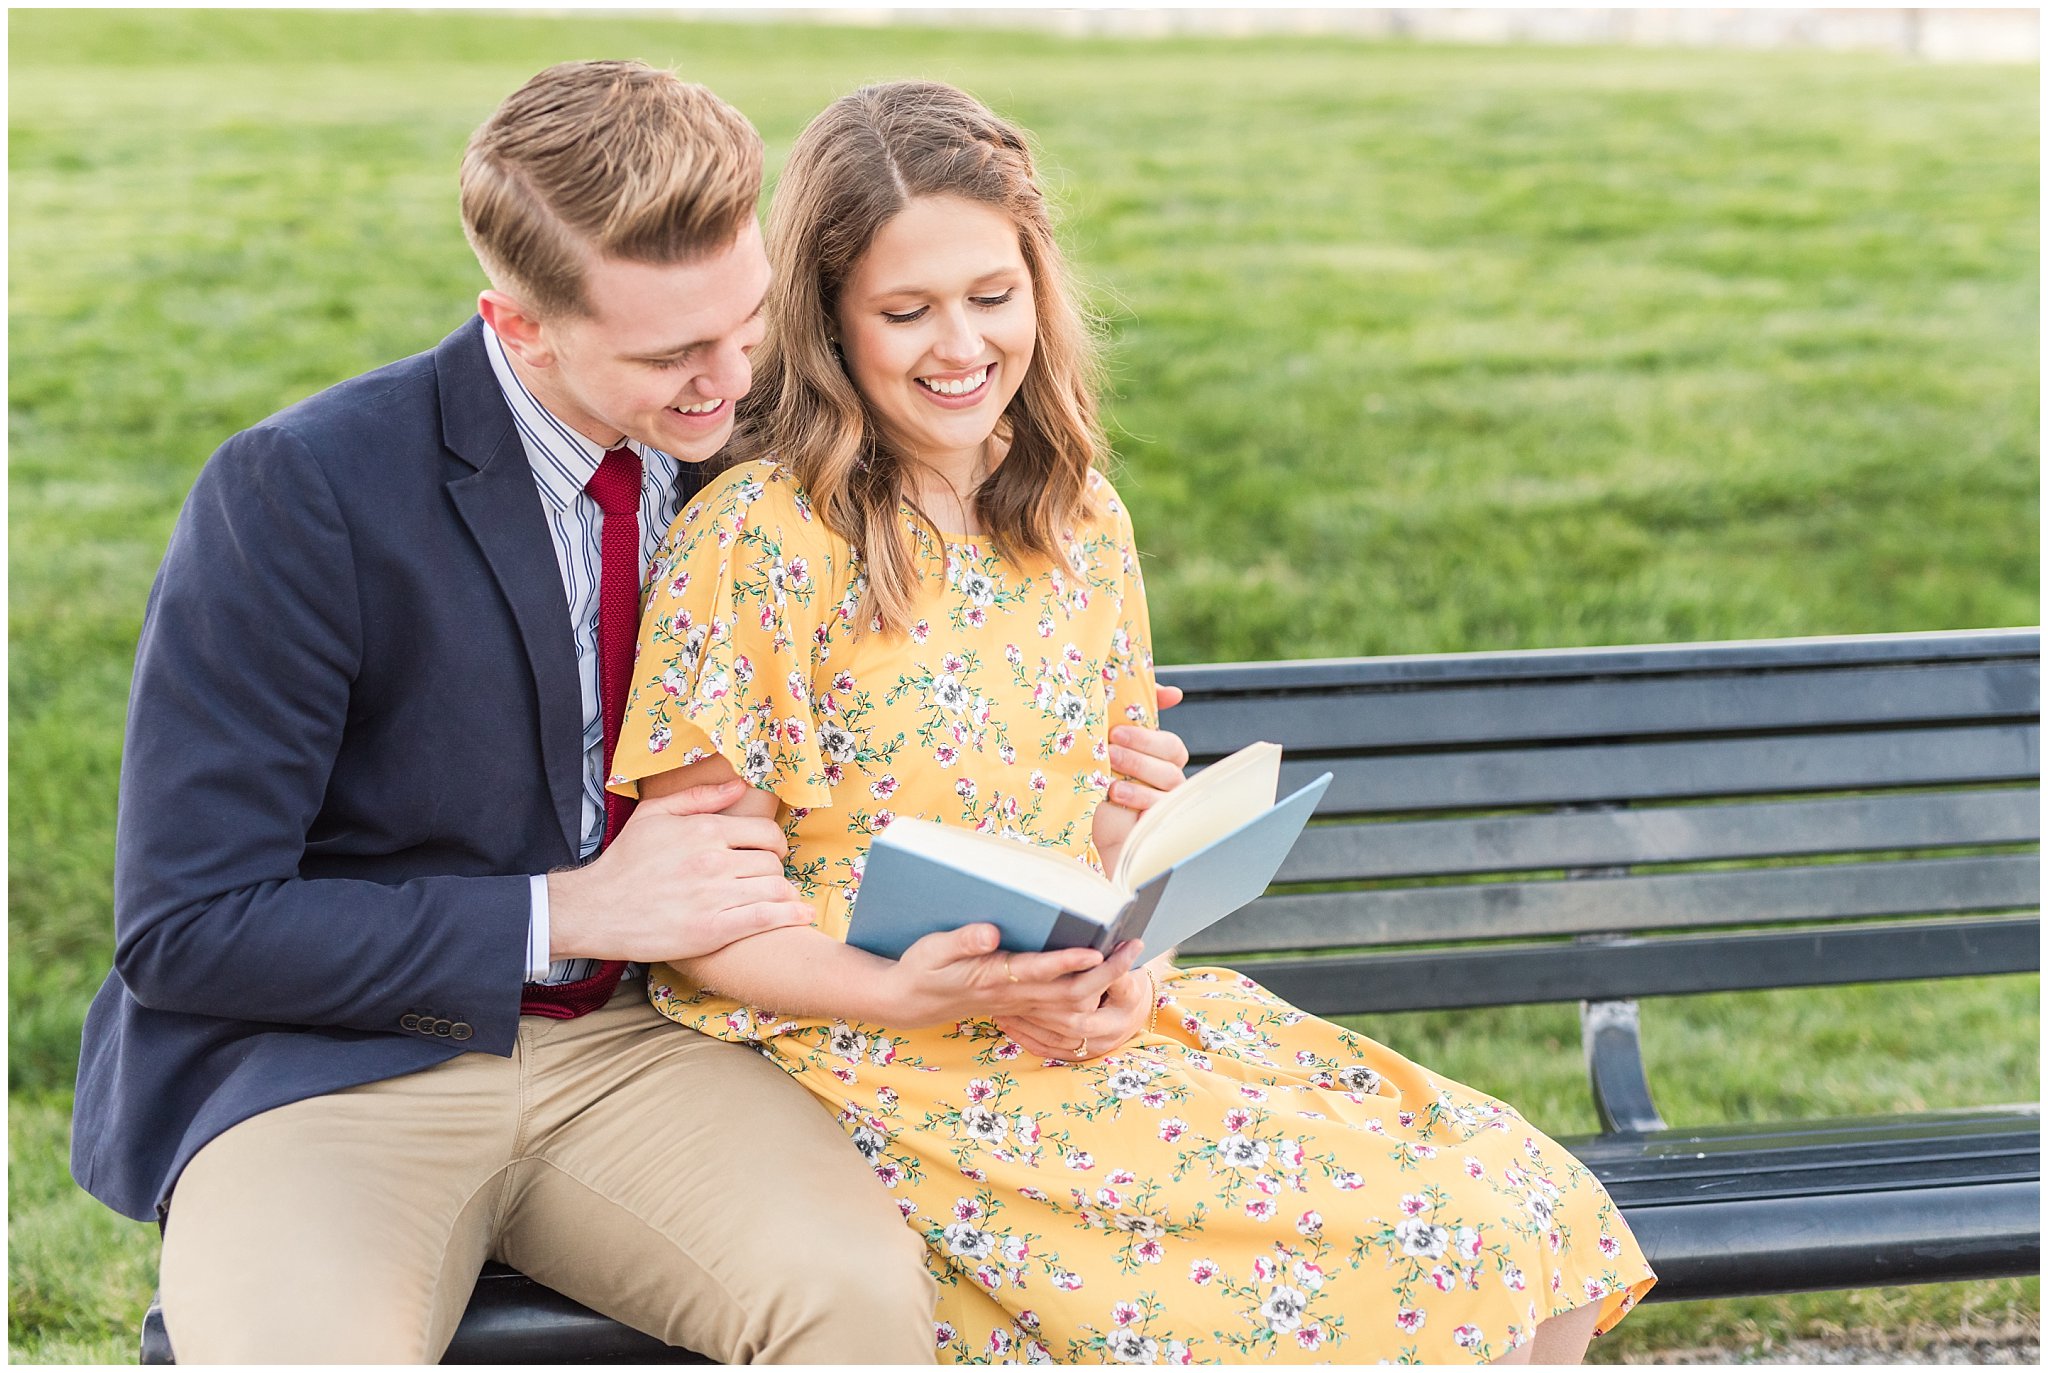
[1217,916,2040,1012]
[1591,1141,2038,1196]
[1285,724,2039,815]
[1612,1106,2042,1152]
[1166,660,2042,757]
[1277,789,2040,881]
[1605,1147,2039,1204]
[1194,854,2038,952]
[1157,628,2039,696]
[1602,1180,2040,1299]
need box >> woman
[610,81,1655,1364]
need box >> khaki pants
[158,987,936,1363]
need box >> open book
[846,742,1333,960]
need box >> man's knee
[731,1224,938,1364]
[582,1194,937,1363]
[160,1192,489,1365]
[803,1201,937,1352]
[155,1076,507,1363]
[159,1291,447,1366]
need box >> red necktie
[520,446,642,1019]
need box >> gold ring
[1005,955,1019,984]
[1075,1037,1089,1059]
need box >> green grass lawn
[8,8,2038,1362]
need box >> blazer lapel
[436,319,585,856]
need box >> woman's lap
[652,965,1655,1364]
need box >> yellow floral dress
[611,459,1655,1364]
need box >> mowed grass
[9,8,2037,1363]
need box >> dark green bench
[142,627,2040,1361]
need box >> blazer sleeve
[110,425,529,1054]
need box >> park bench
[140,626,2040,1362]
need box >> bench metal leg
[1582,997,1668,1134]
[140,1296,172,1364]
[1563,803,1669,1136]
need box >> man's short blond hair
[460,60,763,318]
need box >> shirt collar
[482,322,676,514]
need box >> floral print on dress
[611,460,1654,1363]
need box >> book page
[1111,741,1283,889]
[878,819,1129,923]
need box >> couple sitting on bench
[75,60,1653,1364]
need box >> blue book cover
[845,743,1332,960]
[1113,775,1330,954]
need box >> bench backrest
[1158,629,2040,1017]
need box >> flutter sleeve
[609,461,841,810]
[1095,472,1160,734]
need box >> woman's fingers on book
[924,923,1001,959]
[1109,721,1191,770]
[1109,939,1146,977]
[996,950,1126,1022]
[1004,945,1106,985]
[1105,727,1191,811]
[899,924,1007,983]
[1055,940,1142,1004]
[909,933,1102,1000]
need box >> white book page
[880,819,1129,922]
[1111,741,1282,889]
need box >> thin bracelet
[1144,969,1162,1033]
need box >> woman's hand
[1092,684,1191,870]
[882,924,1144,1030]
[996,963,1154,1062]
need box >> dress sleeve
[609,464,839,809]
[1098,474,1160,733]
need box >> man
[71,60,1192,1362]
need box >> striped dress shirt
[482,324,691,985]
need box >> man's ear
[478,288,554,369]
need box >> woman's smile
[915,363,994,406]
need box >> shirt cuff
[526,874,553,982]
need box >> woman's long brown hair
[725,80,1107,634]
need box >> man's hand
[545,779,815,963]
[882,925,1143,1031]
[1092,683,1191,865]
[996,964,1153,1061]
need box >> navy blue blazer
[72,318,699,1221]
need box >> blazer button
[400,1014,420,1032]
[450,1022,474,1041]
[433,1019,453,1037]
